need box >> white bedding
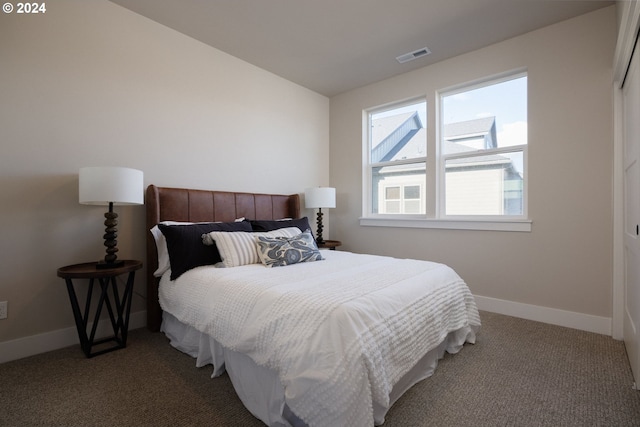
[159,250,480,427]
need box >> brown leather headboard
[145,184,301,331]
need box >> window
[380,183,423,214]
[363,72,529,231]
[441,74,527,216]
[368,100,427,215]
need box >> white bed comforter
[159,251,480,427]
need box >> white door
[623,38,640,387]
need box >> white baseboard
[0,298,615,364]
[0,310,147,364]
[474,295,612,337]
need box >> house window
[368,100,427,215]
[384,186,401,213]
[441,74,527,217]
[380,183,424,214]
[363,71,528,230]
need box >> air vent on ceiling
[396,47,432,64]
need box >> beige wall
[330,7,616,320]
[0,1,329,344]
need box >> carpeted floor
[2,311,639,426]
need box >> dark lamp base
[96,260,125,270]
[96,202,123,270]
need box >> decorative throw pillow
[203,227,301,268]
[151,221,195,277]
[158,221,252,280]
[255,229,323,268]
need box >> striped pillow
[202,227,300,267]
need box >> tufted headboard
[145,184,301,331]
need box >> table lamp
[79,166,144,269]
[304,187,336,244]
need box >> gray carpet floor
[2,311,640,426]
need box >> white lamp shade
[305,187,336,209]
[79,166,144,206]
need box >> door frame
[613,0,640,341]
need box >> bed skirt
[161,311,477,426]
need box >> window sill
[359,217,532,232]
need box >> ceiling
[109,0,613,97]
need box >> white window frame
[361,70,531,232]
[363,97,428,218]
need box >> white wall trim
[0,299,615,364]
[612,84,625,340]
[474,295,612,337]
[0,310,147,364]
[614,0,640,84]
[360,217,532,232]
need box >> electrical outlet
[0,301,7,320]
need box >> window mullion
[371,157,427,169]
[426,93,437,218]
[442,144,526,161]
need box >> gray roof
[444,116,495,139]
[392,127,426,160]
[371,112,424,162]
[371,112,415,148]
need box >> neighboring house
[371,112,426,214]
[443,116,497,150]
[372,113,523,215]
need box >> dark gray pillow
[249,217,313,238]
[159,221,252,280]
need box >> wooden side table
[317,240,342,250]
[57,260,142,358]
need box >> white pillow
[203,227,300,268]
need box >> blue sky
[443,75,527,147]
[373,75,527,148]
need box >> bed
[146,184,481,427]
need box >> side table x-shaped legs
[57,260,142,358]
